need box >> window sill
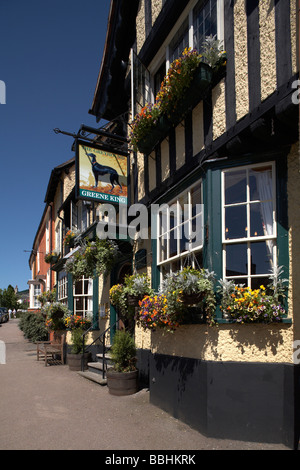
[216,317,292,325]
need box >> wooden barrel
[107,370,139,396]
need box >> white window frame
[33,284,41,308]
[73,276,93,318]
[150,0,224,89]
[56,221,62,255]
[221,161,277,288]
[157,181,203,275]
[57,272,68,305]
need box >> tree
[0,285,19,310]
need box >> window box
[135,62,213,154]
[168,62,212,125]
[136,114,171,155]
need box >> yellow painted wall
[132,1,299,365]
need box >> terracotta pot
[49,330,65,342]
[106,369,139,396]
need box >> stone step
[96,352,113,361]
[87,361,113,374]
[77,370,107,386]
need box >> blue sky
[0,0,110,291]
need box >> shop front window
[157,181,203,280]
[222,163,277,288]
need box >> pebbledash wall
[131,0,300,448]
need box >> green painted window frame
[151,152,290,323]
[206,154,290,323]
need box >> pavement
[0,319,293,451]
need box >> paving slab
[0,320,292,451]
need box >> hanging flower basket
[181,292,205,305]
[127,294,145,307]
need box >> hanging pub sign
[76,140,128,205]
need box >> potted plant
[106,329,138,396]
[43,302,68,341]
[63,229,78,247]
[64,314,92,370]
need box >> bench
[36,334,66,366]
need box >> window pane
[75,297,83,311]
[159,236,167,262]
[191,214,204,248]
[179,222,190,253]
[225,205,247,239]
[225,170,247,205]
[193,0,217,52]
[178,193,188,223]
[74,280,82,295]
[250,241,274,275]
[249,166,272,201]
[191,183,202,217]
[169,19,189,62]
[169,229,177,258]
[251,276,269,290]
[226,244,247,277]
[250,202,273,237]
[169,202,180,228]
[159,208,168,235]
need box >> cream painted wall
[212,79,226,140]
[288,143,300,343]
[234,0,249,121]
[259,0,277,102]
[132,1,299,365]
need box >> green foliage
[37,289,56,306]
[42,302,69,331]
[110,330,137,372]
[70,327,86,354]
[65,237,119,280]
[201,34,225,67]
[160,267,217,326]
[18,312,48,342]
[109,273,153,325]
[0,285,19,310]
